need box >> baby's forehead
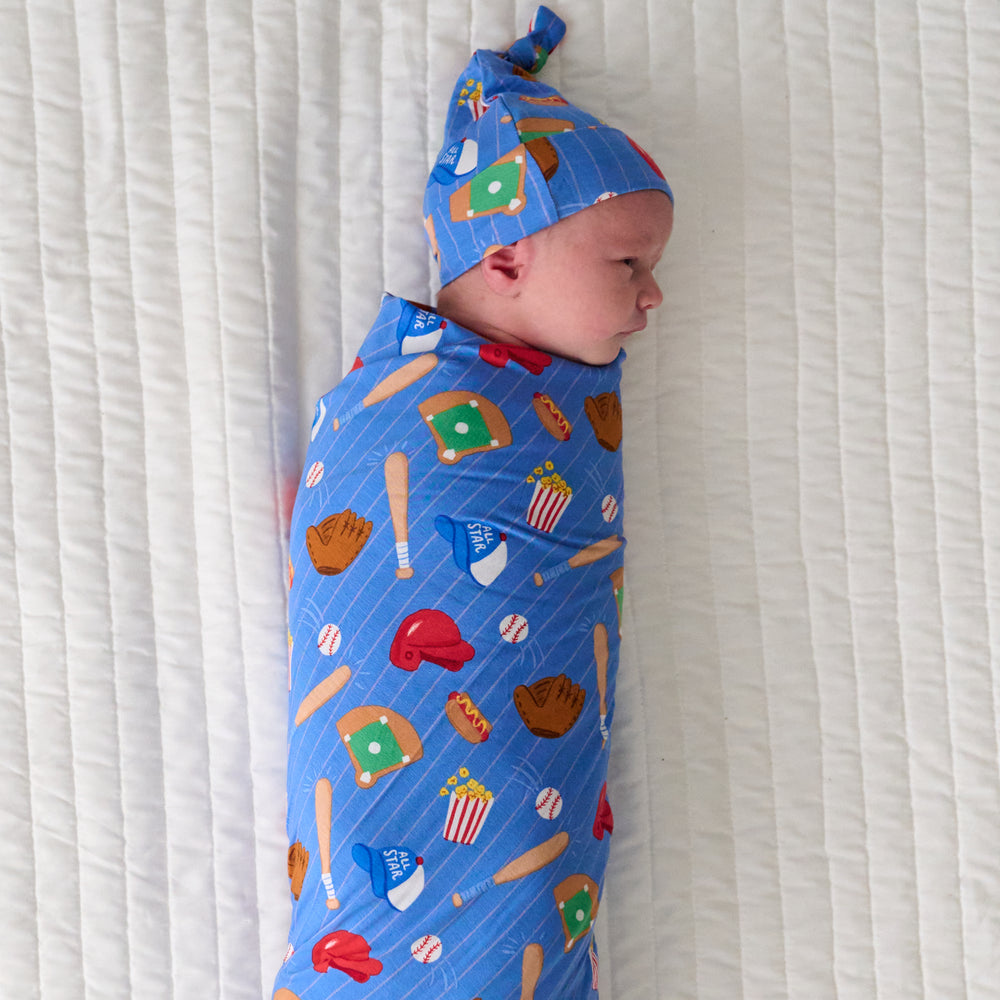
[545,191,673,247]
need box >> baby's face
[513,190,673,365]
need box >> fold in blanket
[276,293,628,997]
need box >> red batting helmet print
[390,609,476,672]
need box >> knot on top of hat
[504,5,566,74]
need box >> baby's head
[424,5,674,366]
[437,188,672,366]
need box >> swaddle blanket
[275,293,627,998]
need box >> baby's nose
[639,273,663,310]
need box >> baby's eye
[620,258,637,268]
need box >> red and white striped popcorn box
[525,482,573,533]
[443,792,495,845]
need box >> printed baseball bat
[333,354,438,430]
[384,452,414,579]
[521,943,544,1000]
[451,831,569,907]
[610,566,624,639]
[295,665,352,726]
[594,623,609,748]
[533,535,622,586]
[314,778,340,910]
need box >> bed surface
[2,1,998,997]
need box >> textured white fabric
[1,1,998,998]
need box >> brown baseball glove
[306,509,373,575]
[584,392,623,452]
[287,841,309,900]
[513,673,586,739]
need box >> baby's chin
[568,344,625,367]
[492,328,625,367]
[582,337,629,366]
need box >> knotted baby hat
[424,5,673,286]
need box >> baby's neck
[434,283,528,351]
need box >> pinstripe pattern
[1,1,999,998]
[277,294,623,997]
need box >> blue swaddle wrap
[274,294,625,998]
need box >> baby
[273,7,673,998]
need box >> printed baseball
[306,461,325,487]
[601,494,619,522]
[535,786,563,819]
[317,623,342,656]
[499,613,529,643]
[410,934,443,963]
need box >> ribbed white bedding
[2,1,998,997]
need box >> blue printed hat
[351,843,425,912]
[395,300,449,355]
[424,5,673,286]
[434,515,509,586]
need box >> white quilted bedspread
[2,1,998,998]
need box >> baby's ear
[479,241,533,295]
